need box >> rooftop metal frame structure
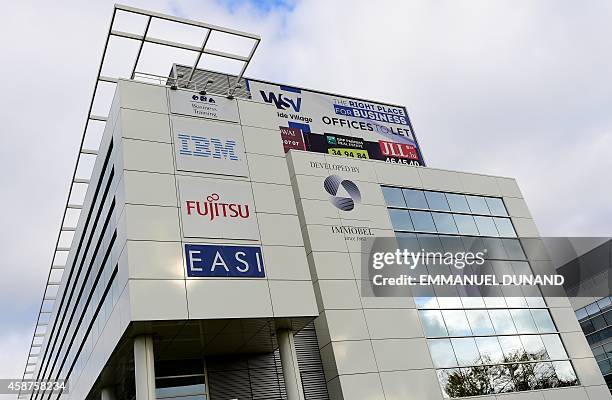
[19,4,260,396]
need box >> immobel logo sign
[171,116,248,177]
[324,175,361,211]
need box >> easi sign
[168,90,239,122]
[246,79,425,166]
[185,244,265,277]
[178,176,259,240]
[171,116,248,176]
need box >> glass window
[498,335,525,361]
[603,310,612,325]
[466,195,490,215]
[382,187,405,207]
[485,197,508,216]
[520,335,547,360]
[446,193,470,213]
[525,294,547,308]
[451,338,480,367]
[502,240,525,260]
[388,209,413,231]
[581,319,595,335]
[531,309,556,333]
[442,310,472,336]
[483,239,508,260]
[603,342,612,359]
[510,309,538,334]
[541,334,568,360]
[410,210,436,232]
[586,302,601,316]
[489,309,517,334]
[598,359,612,376]
[598,297,612,312]
[417,234,444,252]
[494,218,516,237]
[465,310,495,335]
[440,236,465,253]
[432,212,458,234]
[453,214,479,235]
[552,361,578,385]
[592,315,608,331]
[575,308,588,321]
[475,336,504,364]
[403,189,428,209]
[420,310,448,337]
[429,339,458,368]
[474,216,499,237]
[424,191,450,211]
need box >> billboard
[171,116,248,177]
[185,244,265,277]
[246,79,425,166]
[168,90,239,122]
[177,176,260,240]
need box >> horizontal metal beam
[89,115,108,122]
[115,3,261,40]
[67,204,83,209]
[81,149,99,155]
[74,178,90,184]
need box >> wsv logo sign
[324,175,361,211]
[177,134,238,160]
[185,244,265,278]
[259,90,302,112]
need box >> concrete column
[277,329,305,400]
[100,386,116,400]
[134,335,156,400]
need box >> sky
[1,0,612,393]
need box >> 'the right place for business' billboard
[246,79,425,166]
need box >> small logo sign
[185,193,251,222]
[279,126,306,153]
[185,244,265,277]
[324,175,361,211]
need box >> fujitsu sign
[185,193,250,221]
[178,176,259,240]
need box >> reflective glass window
[465,310,495,335]
[425,191,450,211]
[388,209,413,231]
[446,193,470,213]
[510,309,538,334]
[410,210,436,232]
[403,189,428,209]
[586,302,601,316]
[432,212,458,234]
[475,336,504,364]
[598,297,612,312]
[474,216,499,237]
[498,335,525,361]
[575,308,588,321]
[603,342,612,358]
[466,195,490,215]
[420,310,448,337]
[429,339,458,368]
[598,359,612,376]
[485,197,508,216]
[494,218,516,237]
[531,309,556,333]
[382,187,405,207]
[541,334,568,360]
[442,310,472,336]
[520,335,547,360]
[552,361,578,385]
[453,214,479,235]
[489,309,517,334]
[592,315,608,331]
[451,338,480,367]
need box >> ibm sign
[171,116,248,177]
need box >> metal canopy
[20,3,260,391]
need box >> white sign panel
[171,116,249,177]
[178,176,260,240]
[246,79,424,166]
[168,90,239,122]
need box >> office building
[20,5,610,400]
